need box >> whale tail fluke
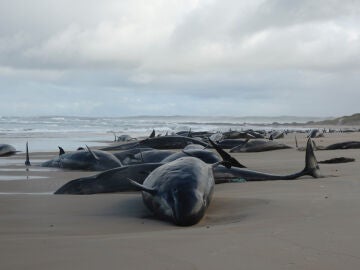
[25,141,31,166]
[303,138,322,178]
[312,140,318,150]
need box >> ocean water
[0,115,323,152]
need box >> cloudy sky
[0,0,359,117]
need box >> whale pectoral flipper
[238,138,251,151]
[208,139,246,168]
[127,178,157,195]
[86,145,100,160]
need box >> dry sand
[1,132,360,270]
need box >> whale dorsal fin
[58,146,65,156]
[187,128,192,137]
[86,145,99,160]
[127,178,157,195]
[25,141,31,166]
[149,129,155,138]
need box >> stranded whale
[128,157,215,226]
[230,139,292,152]
[101,136,209,151]
[41,146,122,171]
[54,147,232,194]
[215,139,321,182]
[0,144,17,157]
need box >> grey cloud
[0,0,359,117]
[162,0,360,73]
[1,0,359,74]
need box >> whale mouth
[171,189,205,226]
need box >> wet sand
[1,132,360,269]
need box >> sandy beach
[1,132,360,269]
